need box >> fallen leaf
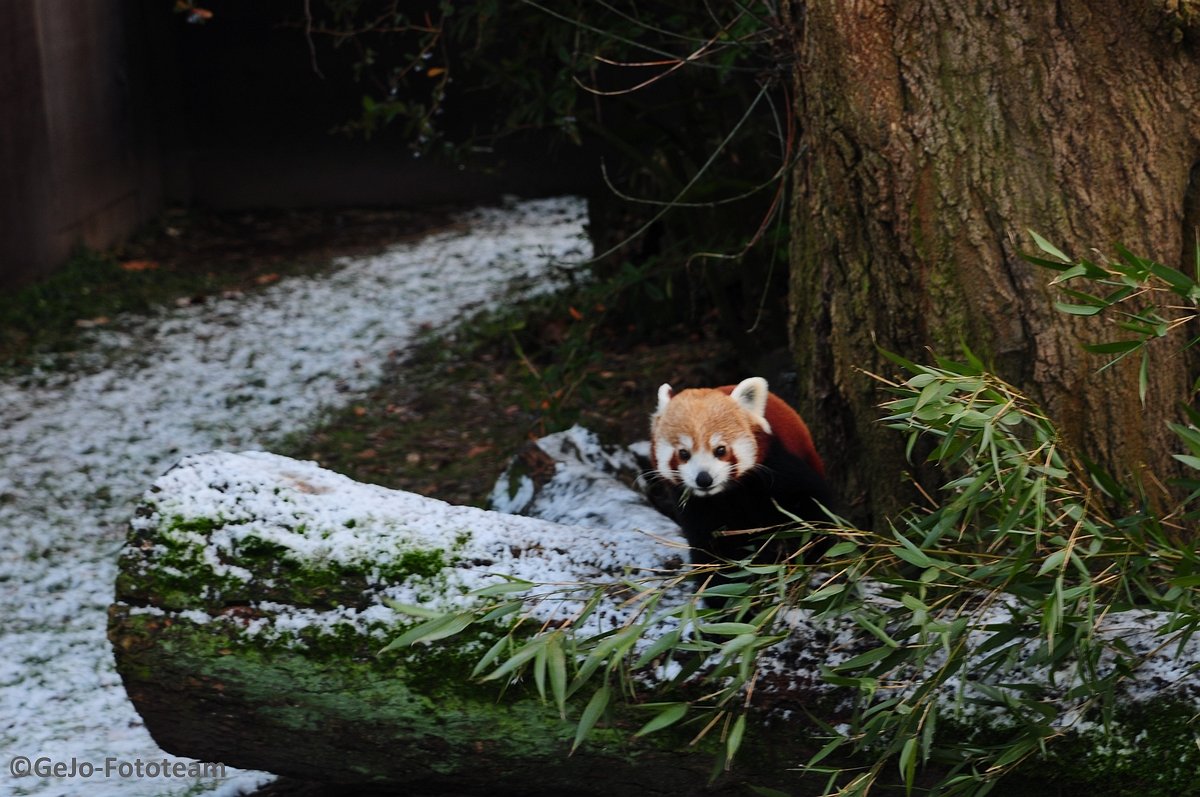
[120,259,159,272]
[255,273,280,285]
[466,445,492,458]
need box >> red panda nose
[695,471,713,489]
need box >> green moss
[114,593,1200,794]
[110,607,637,772]
[395,548,448,579]
[117,506,470,614]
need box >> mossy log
[110,447,1200,795]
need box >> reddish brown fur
[714,385,825,477]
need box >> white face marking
[657,433,735,494]
[654,436,674,477]
[680,450,734,495]
[731,437,757,475]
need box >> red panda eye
[677,449,691,462]
[714,445,727,458]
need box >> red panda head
[650,376,773,496]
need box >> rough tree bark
[786,0,1200,526]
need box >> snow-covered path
[0,197,589,797]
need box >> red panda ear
[655,383,675,416]
[730,377,769,419]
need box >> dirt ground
[119,204,460,288]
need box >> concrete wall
[0,1,170,290]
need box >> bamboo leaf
[1037,548,1069,577]
[806,735,848,768]
[899,735,918,795]
[1057,287,1110,306]
[697,622,759,636]
[719,633,762,658]
[379,612,473,653]
[825,540,860,558]
[1024,253,1076,272]
[1028,230,1071,263]
[802,583,846,602]
[1168,422,1200,454]
[547,636,567,718]
[571,684,611,753]
[477,601,522,624]
[381,599,444,619]
[699,582,752,598]
[855,613,900,648]
[1139,349,1149,405]
[633,702,688,738]
[834,645,893,671]
[893,531,937,569]
[1054,302,1103,316]
[471,635,510,678]
[481,637,545,682]
[634,628,681,668]
[470,578,534,597]
[725,714,747,769]
[533,639,548,701]
[1147,259,1199,297]
[1172,454,1200,471]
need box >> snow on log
[109,432,1200,794]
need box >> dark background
[0,0,598,290]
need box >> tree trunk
[109,448,1200,794]
[786,0,1200,526]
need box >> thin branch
[303,0,325,79]
[585,82,772,265]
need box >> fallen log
[109,436,1200,795]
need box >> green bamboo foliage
[383,238,1200,794]
[1024,230,1200,404]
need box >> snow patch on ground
[0,197,588,797]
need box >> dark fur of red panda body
[650,377,831,570]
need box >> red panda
[650,376,830,570]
